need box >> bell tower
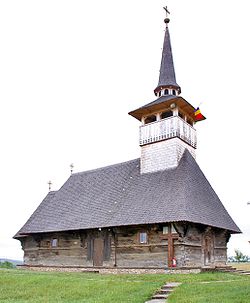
[129,7,205,174]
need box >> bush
[0,261,15,268]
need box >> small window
[161,111,173,120]
[163,226,168,234]
[159,91,162,97]
[164,89,169,95]
[139,232,147,244]
[51,238,58,247]
[145,115,156,124]
[172,90,176,95]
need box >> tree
[234,249,249,263]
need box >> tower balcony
[139,116,197,148]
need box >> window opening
[145,115,156,124]
[164,89,169,95]
[139,232,147,244]
[163,226,168,234]
[51,238,58,247]
[178,111,184,119]
[161,111,173,120]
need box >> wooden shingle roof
[15,150,240,237]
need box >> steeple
[154,7,181,97]
[129,6,206,174]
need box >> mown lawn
[0,269,250,303]
[168,273,250,303]
[0,269,167,303]
[230,262,250,271]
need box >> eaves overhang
[129,95,206,121]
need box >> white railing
[139,116,197,148]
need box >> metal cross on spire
[163,5,170,17]
[70,163,74,175]
[48,180,52,192]
[163,5,170,24]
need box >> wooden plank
[87,238,93,261]
[93,238,104,267]
[104,234,111,261]
[167,224,178,267]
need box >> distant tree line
[0,261,15,269]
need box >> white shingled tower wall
[140,137,196,174]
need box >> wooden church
[15,8,240,271]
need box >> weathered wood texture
[115,225,168,267]
[176,224,229,267]
[20,223,229,268]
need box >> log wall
[115,225,168,267]
[19,223,229,268]
[177,224,229,267]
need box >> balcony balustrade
[139,116,197,148]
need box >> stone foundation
[17,265,201,274]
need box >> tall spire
[154,7,181,97]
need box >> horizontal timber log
[116,244,168,248]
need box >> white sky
[0,0,250,261]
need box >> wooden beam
[167,224,179,267]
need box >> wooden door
[93,238,104,267]
[204,237,212,265]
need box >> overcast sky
[0,0,250,261]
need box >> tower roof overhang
[129,95,206,121]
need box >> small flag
[194,107,205,122]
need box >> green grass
[0,269,250,302]
[167,272,250,303]
[0,269,167,303]
[169,280,250,303]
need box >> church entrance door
[204,237,212,265]
[93,238,104,267]
[203,232,214,266]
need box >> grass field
[230,262,250,271]
[0,269,250,303]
